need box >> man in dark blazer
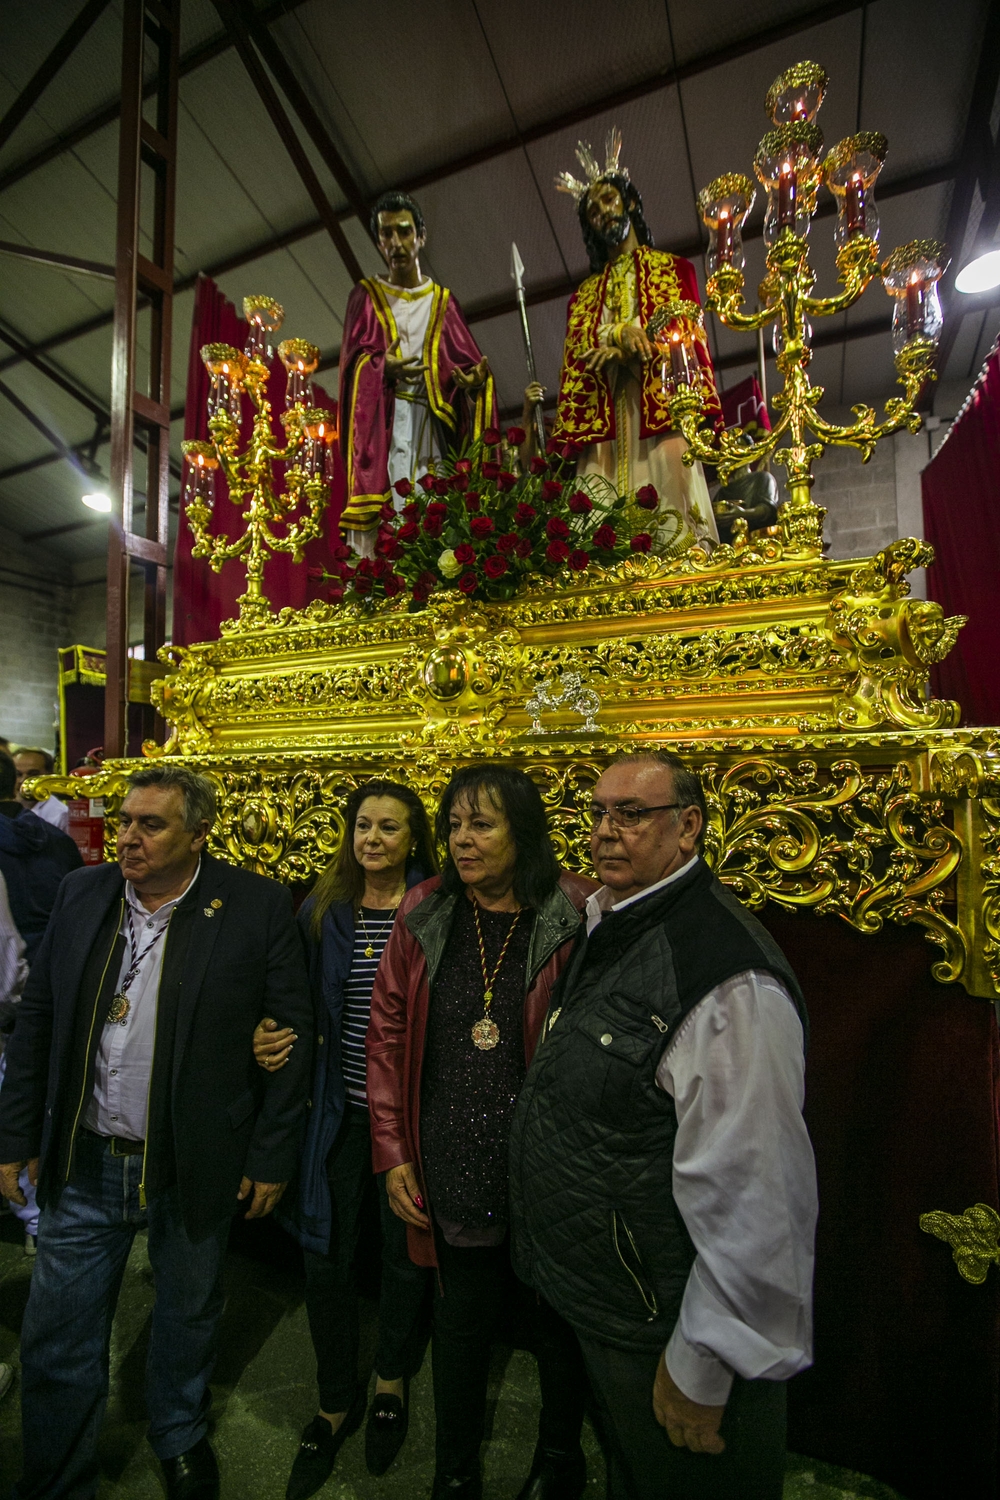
[0,764,313,1500]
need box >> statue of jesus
[546,133,720,555]
[338,191,496,555]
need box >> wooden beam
[0,0,112,151]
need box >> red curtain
[172,276,343,646]
[922,340,1000,724]
[720,373,771,431]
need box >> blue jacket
[0,804,82,966]
[279,867,425,1256]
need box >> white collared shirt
[0,870,27,1030]
[83,862,200,1142]
[584,858,817,1405]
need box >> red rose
[451,471,469,492]
[454,543,476,565]
[412,569,436,602]
[398,521,420,544]
[529,456,548,475]
[393,478,413,497]
[515,502,537,526]
[307,566,325,581]
[636,484,659,510]
[497,532,519,555]
[357,557,374,577]
[568,549,590,571]
[469,515,495,539]
[592,524,617,549]
[402,502,420,521]
[340,564,355,581]
[546,437,559,455]
[464,491,481,512]
[482,460,501,480]
[546,515,570,541]
[332,542,351,561]
[371,556,389,578]
[458,570,479,594]
[546,540,570,564]
[418,473,435,492]
[454,458,472,474]
[630,532,652,553]
[383,573,404,597]
[326,585,344,602]
[506,426,525,445]
[422,515,443,538]
[568,490,592,514]
[542,479,563,502]
[352,574,373,596]
[483,554,508,579]
[483,427,501,446]
[377,537,403,560]
[379,501,396,521]
[561,440,581,460]
[497,471,517,492]
[432,476,450,496]
[514,538,533,559]
[425,500,448,518]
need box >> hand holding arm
[252,1016,296,1072]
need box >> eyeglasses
[587,802,681,832]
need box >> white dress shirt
[29,796,70,834]
[0,870,28,1032]
[585,857,818,1406]
[83,863,200,1142]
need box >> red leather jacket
[366,871,596,1267]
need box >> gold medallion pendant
[364,945,375,959]
[472,1015,500,1050]
[108,993,130,1025]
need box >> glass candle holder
[278,338,321,408]
[180,440,219,522]
[697,173,756,275]
[200,344,246,421]
[299,407,333,479]
[243,295,284,363]
[824,133,888,247]
[647,300,705,396]
[755,123,823,246]
[765,60,828,124]
[881,240,950,353]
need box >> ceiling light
[81,492,112,512]
[955,249,1000,295]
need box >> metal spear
[510,243,547,454]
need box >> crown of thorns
[554,128,630,202]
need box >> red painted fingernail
[414,1194,424,1209]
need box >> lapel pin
[211,898,222,909]
[204,906,215,918]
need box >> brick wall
[0,526,72,751]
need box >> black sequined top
[420,894,533,1233]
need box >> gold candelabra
[181,295,334,628]
[653,61,950,559]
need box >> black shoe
[515,1443,587,1500]
[365,1382,409,1476]
[285,1389,366,1500]
[430,1474,482,1499]
[160,1436,220,1500]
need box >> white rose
[438,549,462,579]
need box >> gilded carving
[919,1204,1000,1284]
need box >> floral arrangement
[309,426,661,609]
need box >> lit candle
[285,361,310,409]
[669,333,692,387]
[716,208,734,264]
[777,161,796,230]
[845,172,866,235]
[905,273,924,339]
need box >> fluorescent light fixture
[81,492,112,512]
[955,249,1000,295]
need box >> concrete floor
[0,1208,905,1500]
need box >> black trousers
[577,1335,786,1500]
[432,1233,588,1479]
[303,1106,431,1413]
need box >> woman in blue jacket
[254,779,437,1500]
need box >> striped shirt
[342,907,398,1106]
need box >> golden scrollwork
[919,1204,1000,1284]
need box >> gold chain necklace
[471,900,523,1051]
[357,890,404,959]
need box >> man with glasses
[510,751,817,1500]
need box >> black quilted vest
[509,858,805,1352]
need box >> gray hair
[126,765,217,832]
[609,750,708,853]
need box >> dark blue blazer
[279,867,424,1256]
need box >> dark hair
[436,764,561,910]
[369,190,426,243]
[0,748,15,800]
[13,746,54,774]
[126,765,217,831]
[578,174,654,274]
[310,780,437,937]
[610,750,708,853]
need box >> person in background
[368,765,596,1500]
[253,781,438,1499]
[0,866,27,1388]
[0,764,313,1500]
[12,748,70,836]
[510,752,817,1500]
[0,748,82,965]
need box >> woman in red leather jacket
[367,764,596,1500]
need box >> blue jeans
[15,1131,230,1500]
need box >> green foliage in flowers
[309,426,650,609]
